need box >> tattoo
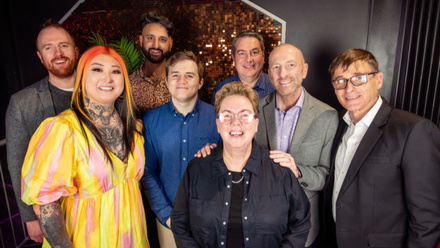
[37,202,73,248]
[85,98,126,160]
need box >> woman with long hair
[21,46,150,247]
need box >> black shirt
[171,140,311,248]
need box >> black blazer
[321,100,440,248]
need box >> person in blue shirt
[142,51,221,248]
[211,31,274,104]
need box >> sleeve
[402,119,440,247]
[141,115,173,226]
[5,95,36,222]
[170,163,201,247]
[21,117,77,206]
[297,109,338,191]
[281,169,311,248]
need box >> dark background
[1,0,439,246]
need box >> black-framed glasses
[218,110,256,125]
[332,72,378,90]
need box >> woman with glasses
[21,46,150,248]
[171,81,311,248]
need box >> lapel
[261,93,277,150]
[289,89,314,155]
[338,100,392,195]
[37,78,56,118]
[325,117,348,195]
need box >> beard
[142,47,170,64]
[44,56,77,79]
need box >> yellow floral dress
[21,110,150,248]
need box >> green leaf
[110,36,143,74]
[88,31,107,46]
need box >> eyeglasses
[218,110,256,125]
[332,72,378,90]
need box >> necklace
[232,174,244,184]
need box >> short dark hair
[140,12,174,37]
[166,51,204,80]
[35,19,75,49]
[232,31,265,56]
[329,48,379,77]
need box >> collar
[343,96,383,126]
[211,139,262,178]
[168,97,201,116]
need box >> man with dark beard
[6,19,78,244]
[129,12,174,117]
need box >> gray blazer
[255,88,338,246]
[6,77,58,222]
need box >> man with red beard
[129,12,174,117]
[5,19,78,244]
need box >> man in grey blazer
[321,48,440,247]
[5,20,78,243]
[256,43,338,247]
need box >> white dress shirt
[332,97,383,220]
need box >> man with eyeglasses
[211,31,274,104]
[321,48,440,247]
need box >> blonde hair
[214,81,259,116]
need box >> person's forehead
[37,27,73,47]
[142,23,169,36]
[270,46,301,64]
[235,37,261,50]
[169,59,197,72]
[335,60,371,75]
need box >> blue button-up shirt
[142,98,221,226]
[211,73,275,104]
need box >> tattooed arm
[33,202,73,248]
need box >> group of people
[5,11,440,248]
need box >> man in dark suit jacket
[321,48,440,247]
[6,20,78,243]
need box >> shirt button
[245,198,248,201]
[244,216,248,220]
[227,185,230,188]
[183,121,187,125]
[183,157,186,161]
[228,172,231,176]
[242,169,246,173]
[335,190,339,194]
[183,139,187,143]
[246,237,249,241]
[221,241,224,245]
[225,202,229,205]
[223,221,226,225]
[192,113,195,116]
[246,181,249,184]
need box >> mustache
[50,56,70,63]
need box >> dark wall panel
[251,0,402,110]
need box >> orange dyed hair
[72,46,139,161]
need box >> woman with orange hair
[21,46,150,247]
